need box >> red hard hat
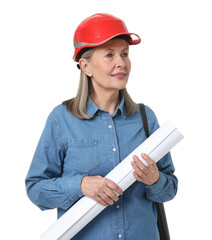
[73,13,141,62]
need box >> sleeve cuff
[145,172,166,193]
[66,174,86,198]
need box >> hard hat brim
[73,32,141,62]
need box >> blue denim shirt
[25,96,178,240]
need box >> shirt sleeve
[144,106,178,203]
[25,111,85,211]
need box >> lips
[111,72,127,78]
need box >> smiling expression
[82,39,131,95]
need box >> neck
[91,90,120,115]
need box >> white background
[1,0,212,239]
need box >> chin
[117,81,128,90]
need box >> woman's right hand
[81,176,123,206]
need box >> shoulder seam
[50,111,66,151]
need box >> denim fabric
[25,96,178,240]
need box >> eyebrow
[105,47,129,52]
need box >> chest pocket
[68,139,99,174]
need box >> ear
[79,58,93,77]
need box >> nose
[114,54,126,68]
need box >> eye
[106,53,113,58]
[121,52,128,57]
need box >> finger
[105,178,123,196]
[103,188,119,202]
[131,160,147,177]
[133,171,145,183]
[132,155,150,175]
[100,192,115,205]
[141,153,156,168]
[96,195,109,206]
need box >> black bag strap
[139,103,150,137]
[139,103,170,240]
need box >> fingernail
[141,153,146,158]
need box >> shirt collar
[86,98,99,117]
[86,94,127,118]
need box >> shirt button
[108,125,112,128]
[118,234,122,238]
[113,148,116,152]
[116,205,120,209]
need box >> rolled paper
[41,120,183,240]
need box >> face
[80,39,131,94]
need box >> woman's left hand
[131,153,160,186]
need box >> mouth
[111,72,127,79]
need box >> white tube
[41,120,183,240]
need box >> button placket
[101,112,120,168]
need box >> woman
[25,13,178,240]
